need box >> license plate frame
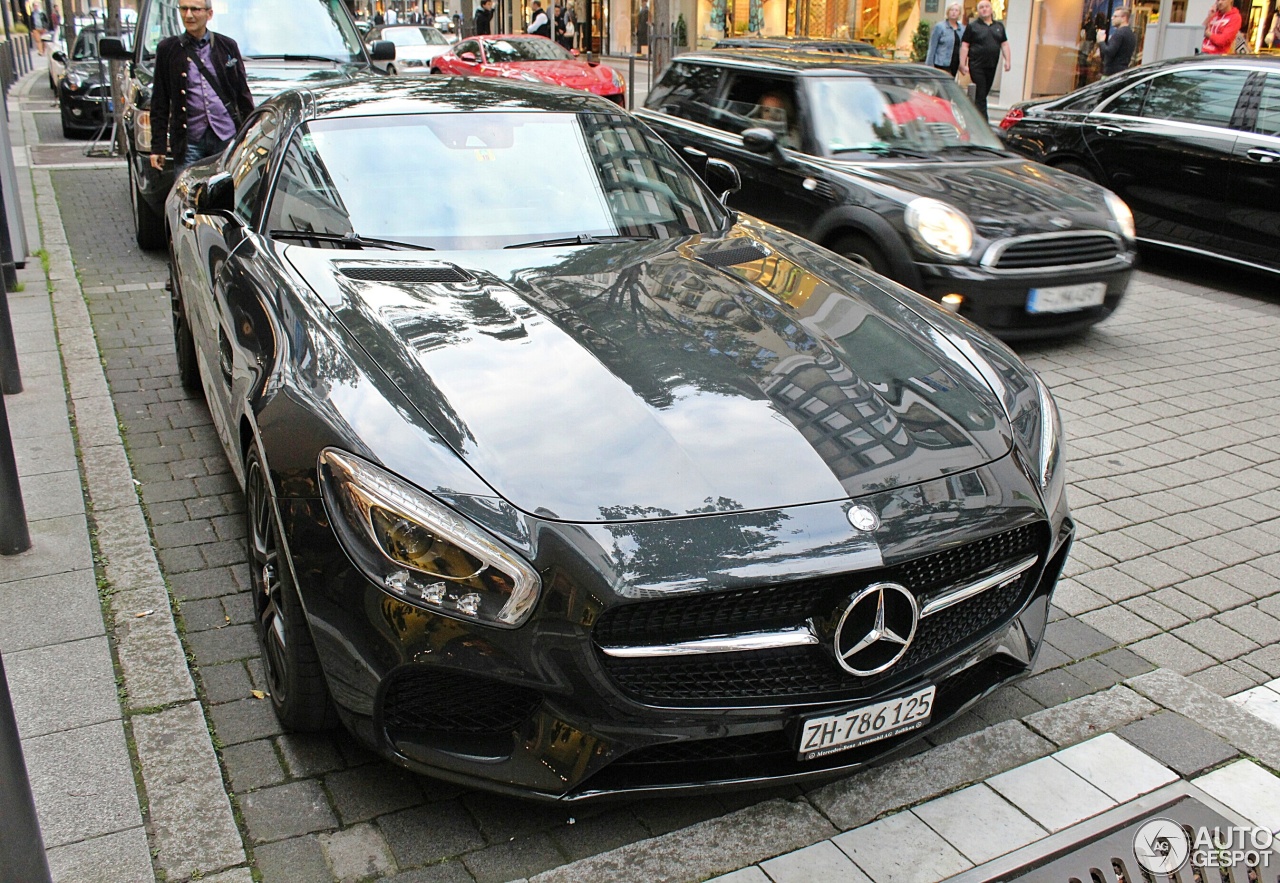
[1026,281,1106,314]
[797,685,937,761]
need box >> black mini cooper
[639,51,1138,339]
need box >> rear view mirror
[370,40,396,61]
[98,36,130,60]
[704,158,741,204]
[195,173,235,216]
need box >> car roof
[300,76,618,120]
[671,49,941,75]
[716,37,878,49]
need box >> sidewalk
[1,57,1278,883]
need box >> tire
[246,447,337,732]
[129,161,166,251]
[832,233,893,279]
[1052,160,1097,184]
[387,64,397,76]
[168,257,202,395]
[61,117,74,139]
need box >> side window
[1256,74,1280,138]
[711,74,801,149]
[227,113,281,224]
[1136,69,1251,129]
[1100,80,1148,116]
[457,39,479,57]
[644,62,723,123]
[265,129,354,237]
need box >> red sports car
[431,35,626,106]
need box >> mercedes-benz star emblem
[833,583,919,676]
[847,504,880,532]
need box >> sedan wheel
[168,259,202,394]
[246,447,336,731]
[129,162,166,251]
[1053,160,1097,184]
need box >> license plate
[107,99,114,112]
[1027,281,1106,313]
[798,685,936,761]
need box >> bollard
[0,654,51,883]
[0,388,29,555]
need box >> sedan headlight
[1104,190,1135,241]
[1033,374,1066,512]
[320,449,541,628]
[134,109,152,153]
[904,197,974,260]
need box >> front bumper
[282,456,1073,801]
[59,89,111,132]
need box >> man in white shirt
[527,0,551,36]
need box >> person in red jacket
[1202,0,1242,54]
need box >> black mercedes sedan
[167,77,1073,801]
[998,55,1280,277]
[638,51,1138,339]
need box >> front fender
[809,205,923,291]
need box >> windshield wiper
[270,230,434,251]
[504,234,650,249]
[245,54,347,63]
[830,145,933,159]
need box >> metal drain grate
[948,783,1277,883]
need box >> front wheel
[246,447,337,732]
[1052,160,1097,184]
[387,64,397,76]
[832,233,893,279]
[168,257,202,394]
[129,161,166,251]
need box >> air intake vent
[698,241,771,267]
[339,265,473,284]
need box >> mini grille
[85,85,111,98]
[380,667,543,734]
[339,265,472,283]
[991,234,1119,270]
[698,241,771,267]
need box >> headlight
[134,109,152,153]
[64,72,87,91]
[904,197,974,259]
[319,449,541,628]
[610,67,624,89]
[1104,190,1135,241]
[1033,374,1066,512]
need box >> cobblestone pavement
[26,75,1280,882]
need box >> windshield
[484,37,570,62]
[807,75,1002,157]
[140,0,364,62]
[72,29,101,60]
[382,26,448,46]
[265,111,727,249]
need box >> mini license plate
[798,685,936,761]
[1026,281,1106,314]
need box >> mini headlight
[904,197,974,259]
[64,72,87,91]
[1104,190,1135,241]
[320,449,541,628]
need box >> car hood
[285,232,1012,522]
[821,156,1113,239]
[65,59,107,82]
[243,61,365,102]
[498,59,612,88]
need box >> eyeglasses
[177,5,210,14]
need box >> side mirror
[98,36,130,60]
[571,48,580,56]
[741,127,779,156]
[195,172,235,216]
[370,40,396,61]
[50,49,67,64]
[704,158,741,204]
[460,51,477,62]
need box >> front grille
[989,233,1120,270]
[85,85,111,99]
[340,265,472,284]
[595,523,1046,705]
[380,666,543,734]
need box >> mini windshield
[807,75,1003,157]
[484,37,570,62]
[382,26,448,46]
[140,0,364,62]
[72,29,101,60]
[265,111,727,249]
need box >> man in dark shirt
[959,0,1011,124]
[149,0,254,173]
[1098,7,1137,75]
[474,0,495,35]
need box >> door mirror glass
[370,40,396,61]
[195,173,235,215]
[741,126,779,155]
[98,36,129,60]
[460,51,477,61]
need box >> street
[10,63,1280,883]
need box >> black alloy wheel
[129,160,166,251]
[168,257,202,394]
[1053,160,1097,184]
[833,232,892,278]
[246,447,336,731]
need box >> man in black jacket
[149,0,254,173]
[474,0,494,35]
[1098,7,1137,76]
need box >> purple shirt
[184,34,237,143]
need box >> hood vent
[339,265,474,284]
[697,240,772,268]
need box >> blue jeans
[179,128,230,172]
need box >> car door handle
[1246,147,1280,164]
[682,146,708,159]
[181,208,196,229]
[1094,124,1123,136]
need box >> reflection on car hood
[824,157,1112,239]
[243,62,363,102]
[64,59,108,82]
[499,59,613,88]
[285,232,1012,522]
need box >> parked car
[99,0,394,251]
[638,51,1137,338]
[998,55,1280,277]
[431,35,625,105]
[165,75,1073,801]
[55,27,118,138]
[714,36,883,57]
[365,24,452,74]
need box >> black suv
[101,0,392,250]
[639,51,1138,338]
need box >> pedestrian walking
[31,7,46,55]
[635,0,649,54]
[927,2,965,77]
[1097,7,1136,75]
[149,0,254,174]
[1201,0,1242,53]
[959,0,1010,124]
[560,2,577,49]
[528,0,551,37]
[474,0,494,35]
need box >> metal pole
[0,654,51,881]
[0,161,15,294]
[627,53,634,111]
[0,388,29,554]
